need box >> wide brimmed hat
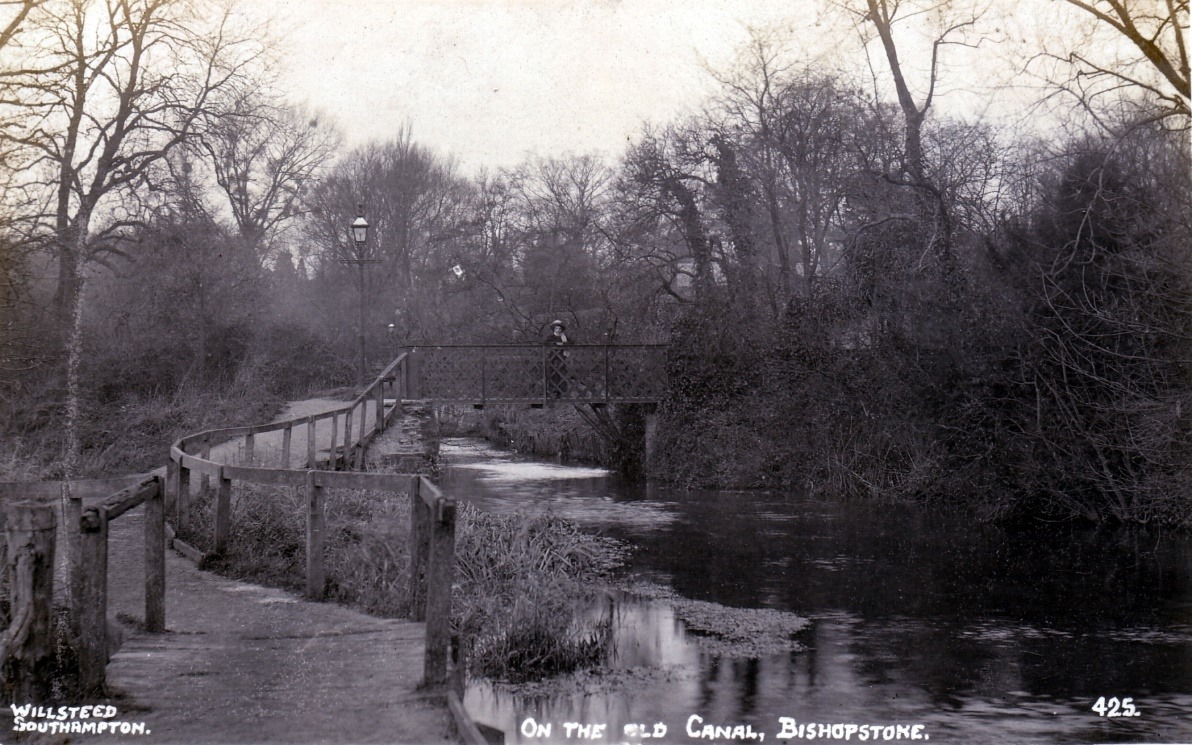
[550,319,565,329]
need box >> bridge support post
[306,416,317,469]
[282,425,292,469]
[177,464,190,535]
[330,413,339,470]
[164,459,178,517]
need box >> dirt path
[94,398,449,744]
[211,398,381,468]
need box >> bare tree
[196,95,340,258]
[305,132,472,365]
[621,124,716,301]
[0,0,44,52]
[1049,0,1189,124]
[843,0,984,272]
[0,0,261,473]
[713,33,869,302]
[512,154,612,261]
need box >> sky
[240,0,1071,171]
[242,0,857,169]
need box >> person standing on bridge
[544,320,571,398]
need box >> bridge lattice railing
[409,344,667,404]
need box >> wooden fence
[167,351,458,686]
[0,474,165,698]
[1,349,460,697]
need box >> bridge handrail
[166,349,457,689]
[0,473,155,501]
[401,343,668,404]
[171,351,411,469]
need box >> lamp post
[342,206,375,387]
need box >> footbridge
[403,344,668,406]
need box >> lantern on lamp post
[351,212,369,246]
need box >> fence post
[375,383,385,436]
[306,416,317,469]
[408,476,429,621]
[395,362,406,418]
[357,402,367,468]
[343,409,353,468]
[423,497,456,687]
[177,463,191,535]
[78,507,108,695]
[213,467,232,555]
[386,377,400,423]
[404,349,412,397]
[164,459,178,517]
[282,424,293,469]
[244,432,255,464]
[145,475,166,632]
[330,413,339,470]
[200,435,212,498]
[305,471,325,600]
[3,501,56,703]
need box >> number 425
[1092,697,1140,717]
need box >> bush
[479,406,606,464]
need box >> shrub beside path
[100,398,451,743]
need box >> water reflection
[440,439,1192,744]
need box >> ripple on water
[454,461,613,482]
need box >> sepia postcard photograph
[0,0,1189,743]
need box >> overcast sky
[242,0,1060,171]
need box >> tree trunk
[62,209,91,479]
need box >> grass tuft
[453,506,626,681]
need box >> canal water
[438,438,1192,745]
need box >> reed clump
[453,505,626,682]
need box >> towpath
[98,398,450,743]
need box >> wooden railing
[167,351,459,687]
[0,474,166,698]
[1,350,461,699]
